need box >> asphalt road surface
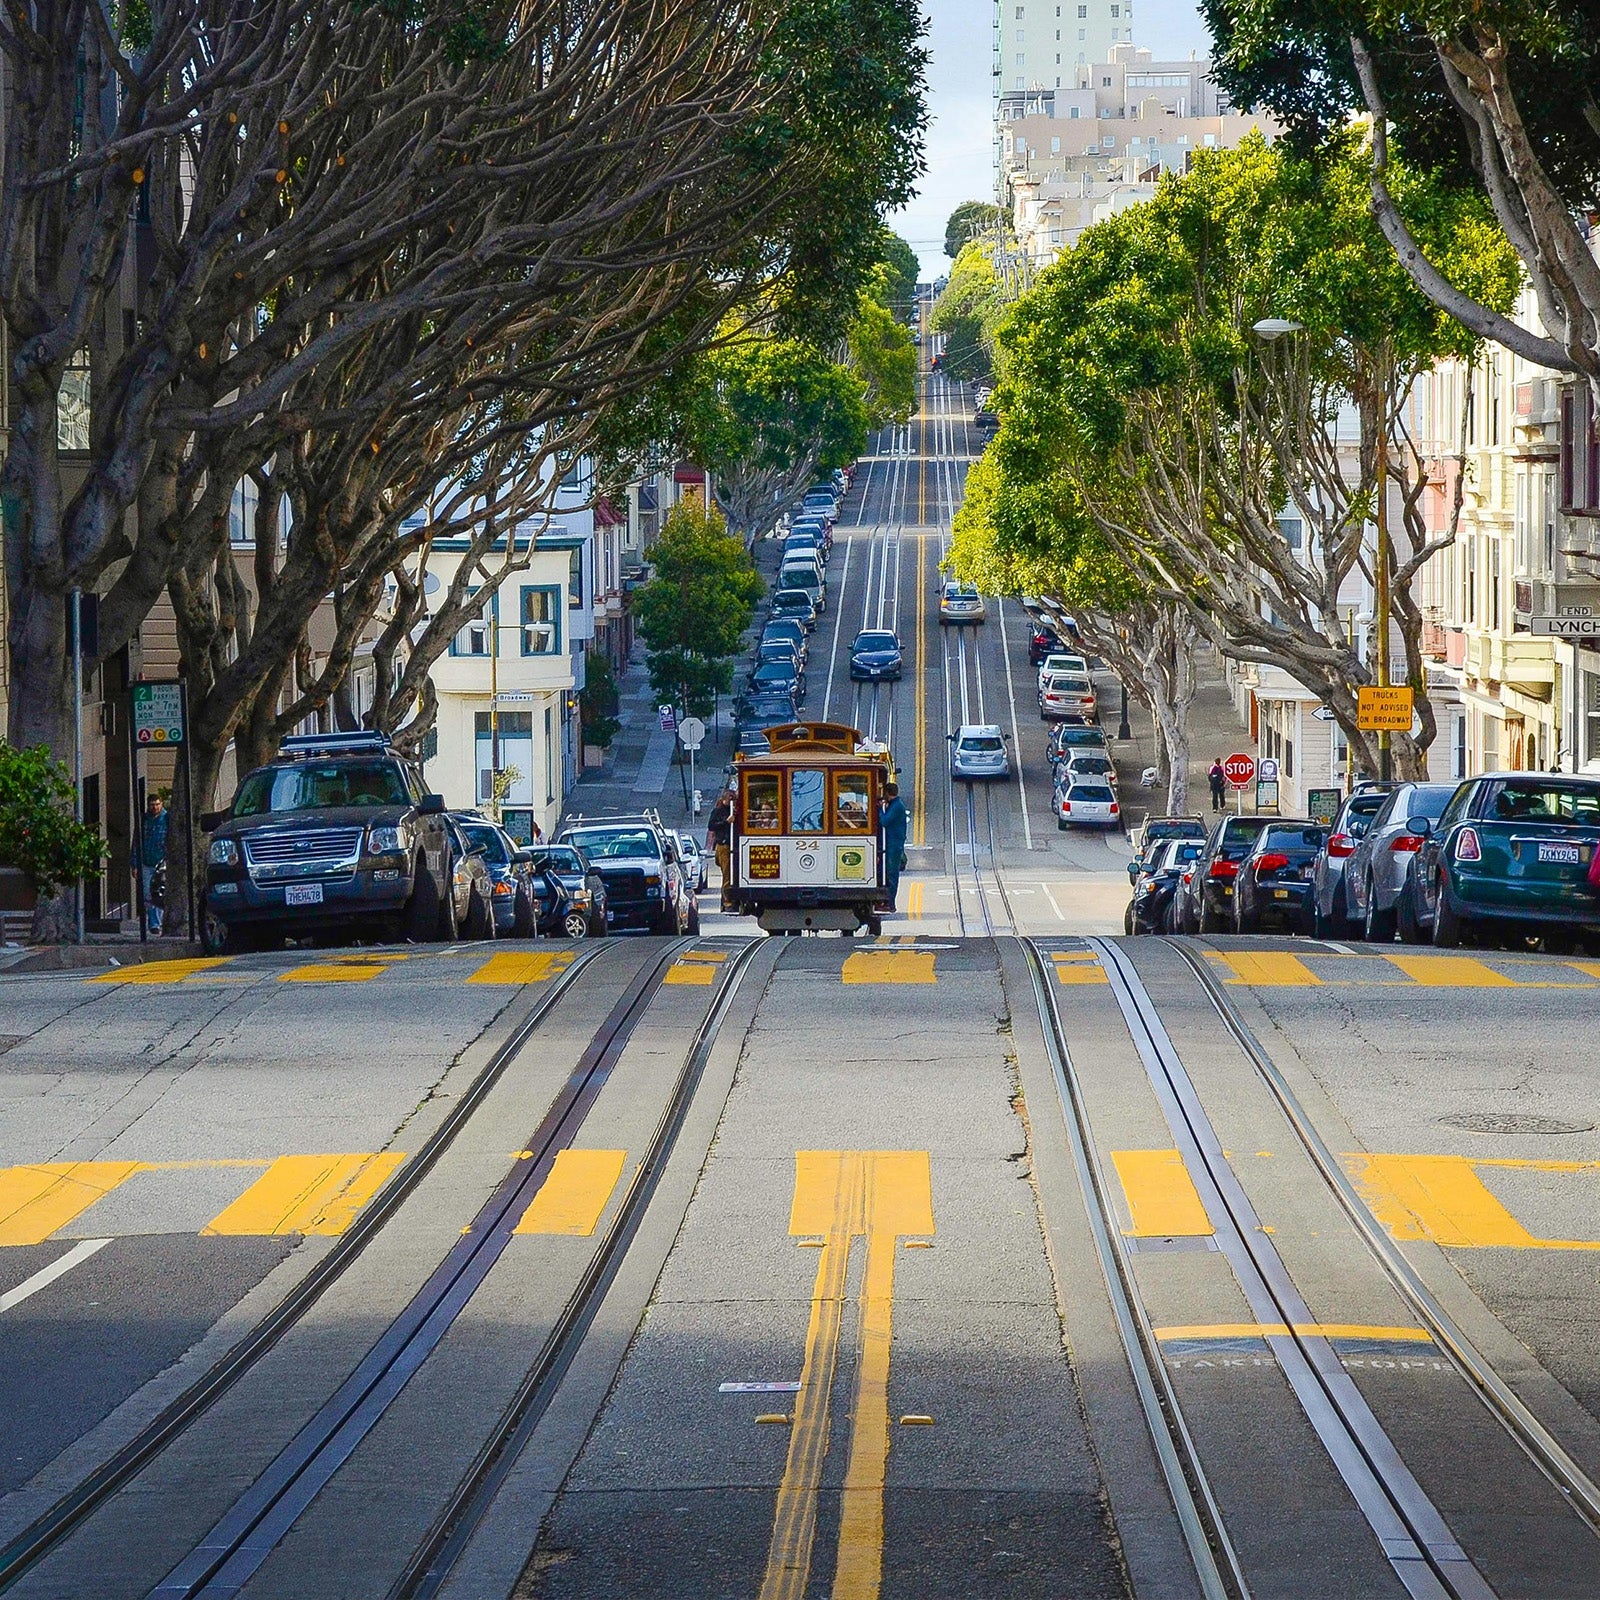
[6,367,1600,1600]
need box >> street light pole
[1374,340,1393,783]
[1117,682,1131,742]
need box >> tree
[848,285,918,428]
[633,507,764,717]
[872,229,923,322]
[1203,1,1600,385]
[0,743,104,899]
[580,652,622,752]
[2,0,927,933]
[930,242,1005,383]
[944,201,1006,260]
[989,139,1520,780]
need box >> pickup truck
[1407,772,1600,948]
[555,811,697,935]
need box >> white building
[995,0,1132,99]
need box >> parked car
[1403,772,1600,948]
[556,812,696,935]
[1040,672,1098,724]
[1049,724,1109,766]
[1028,625,1067,666]
[777,563,825,614]
[202,730,454,953]
[675,831,708,895]
[1310,784,1394,939]
[761,617,808,659]
[737,689,800,730]
[451,812,540,936]
[1128,838,1206,933]
[525,842,609,937]
[1343,782,1457,942]
[769,589,819,630]
[1131,815,1208,863]
[736,729,773,760]
[1171,815,1273,933]
[938,582,987,624]
[950,725,1011,781]
[1054,776,1120,830]
[755,638,805,676]
[439,814,499,940]
[849,629,903,681]
[1060,750,1117,790]
[801,489,838,520]
[1233,822,1327,935]
[1037,651,1089,693]
[750,659,805,702]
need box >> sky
[887,0,1214,281]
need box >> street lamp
[1251,317,1303,340]
[1118,682,1132,742]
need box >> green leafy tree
[930,241,1004,383]
[944,201,1006,260]
[988,137,1520,780]
[870,228,922,321]
[0,743,105,906]
[580,651,622,751]
[634,506,764,717]
[849,283,917,427]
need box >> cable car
[728,722,892,935]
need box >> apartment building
[995,0,1134,99]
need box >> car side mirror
[513,848,534,864]
[200,810,228,832]
[419,793,446,815]
[1127,862,1140,883]
[1407,815,1434,837]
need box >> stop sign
[1222,752,1256,788]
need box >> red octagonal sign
[1222,752,1256,788]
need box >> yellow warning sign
[1357,686,1414,731]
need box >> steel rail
[1020,939,1245,1600]
[391,936,767,1598]
[148,938,694,1599]
[0,939,614,1594]
[1086,936,1497,1600]
[1172,938,1600,1540]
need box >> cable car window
[833,771,873,833]
[790,769,826,833]
[744,772,781,832]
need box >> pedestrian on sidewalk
[881,781,909,912]
[1208,758,1226,813]
[707,789,734,910]
[139,794,168,935]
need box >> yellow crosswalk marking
[1111,1150,1213,1236]
[279,961,394,982]
[842,950,936,984]
[201,1152,405,1236]
[1154,1323,1431,1343]
[0,1162,145,1245]
[92,959,232,985]
[1345,1152,1600,1249]
[665,950,724,985]
[1054,957,1107,985]
[514,1149,627,1235]
[1382,955,1516,987]
[1214,951,1323,986]
[906,882,924,919]
[467,950,575,985]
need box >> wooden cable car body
[729,722,891,935]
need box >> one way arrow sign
[1312,705,1337,722]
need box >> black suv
[200,732,453,952]
[555,811,696,935]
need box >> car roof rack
[277,731,393,759]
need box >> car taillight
[1391,835,1424,853]
[1109,802,1119,814]
[1061,801,1071,814]
[1208,859,1238,880]
[1454,828,1481,862]
[1328,832,1355,858]
[1254,853,1289,873]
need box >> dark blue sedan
[849,629,903,681]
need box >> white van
[778,561,825,613]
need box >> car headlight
[571,888,592,905]
[209,838,240,866]
[367,825,406,854]
[492,879,515,896]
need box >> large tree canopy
[944,200,1006,259]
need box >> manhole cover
[1442,1112,1595,1135]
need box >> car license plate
[285,883,324,906]
[1273,889,1290,899]
[1538,842,1581,864]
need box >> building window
[475,711,534,806]
[1070,104,1080,116]
[1276,514,1304,550]
[58,352,91,451]
[451,593,494,657]
[1077,4,1086,13]
[1452,711,1467,778]
[521,586,561,654]
[545,707,556,803]
[1051,136,1061,151]
[1102,76,1112,86]
[1491,540,1501,630]
[1586,673,1600,765]
[568,545,585,610]
[1078,27,1085,36]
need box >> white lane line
[820,525,855,721]
[0,1237,112,1315]
[1040,881,1067,921]
[996,597,1034,851]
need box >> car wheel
[1232,894,1254,935]
[463,886,494,941]
[437,878,461,942]
[513,886,537,939]
[1198,895,1224,934]
[562,910,590,940]
[1432,881,1466,948]
[1396,880,1425,945]
[1124,901,1136,935]
[686,899,701,935]
[1363,876,1397,943]
[405,859,442,942]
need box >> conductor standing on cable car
[881,781,908,913]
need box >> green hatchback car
[1406,772,1600,948]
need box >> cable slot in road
[147,938,704,1600]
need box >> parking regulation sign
[1222,752,1255,788]
[130,682,185,745]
